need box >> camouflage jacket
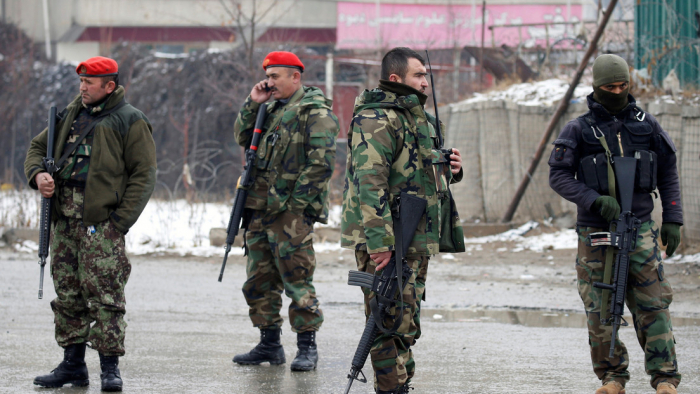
[24,87,157,233]
[233,86,339,223]
[341,88,463,255]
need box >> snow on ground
[453,78,592,107]
[4,192,698,261]
[464,221,578,252]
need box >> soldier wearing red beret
[231,51,339,372]
[25,56,156,391]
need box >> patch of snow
[1,191,343,257]
[464,221,578,252]
[665,253,700,264]
[154,52,190,59]
[465,221,539,244]
[452,78,592,107]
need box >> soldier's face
[265,67,301,100]
[79,77,111,105]
[391,58,428,94]
[599,81,629,94]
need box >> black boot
[233,328,286,365]
[399,381,414,393]
[99,353,122,392]
[33,343,89,388]
[290,331,318,371]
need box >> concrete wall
[4,0,337,44]
[56,41,99,63]
[445,98,700,245]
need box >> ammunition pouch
[634,150,657,193]
[439,187,465,253]
[433,148,465,253]
[578,153,611,195]
[255,131,280,171]
[578,149,657,195]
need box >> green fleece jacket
[24,86,157,233]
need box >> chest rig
[576,107,657,195]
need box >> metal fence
[444,98,700,246]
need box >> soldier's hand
[35,172,55,198]
[661,222,681,257]
[593,196,620,222]
[370,251,393,271]
[250,80,273,103]
[450,148,462,174]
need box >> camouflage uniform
[233,86,339,332]
[577,222,680,389]
[24,87,156,356]
[340,85,463,391]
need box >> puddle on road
[422,308,700,328]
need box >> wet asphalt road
[1,247,699,394]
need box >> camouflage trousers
[242,210,323,333]
[576,220,680,389]
[50,215,131,356]
[355,250,429,392]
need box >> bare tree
[218,0,279,72]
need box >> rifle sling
[593,122,617,322]
[54,100,126,171]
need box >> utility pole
[501,0,620,222]
[325,52,334,99]
[479,0,486,90]
[42,0,52,60]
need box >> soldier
[231,51,339,371]
[24,56,157,391]
[341,47,464,393]
[549,54,682,394]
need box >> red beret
[76,56,119,77]
[262,51,304,72]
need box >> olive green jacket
[24,87,157,233]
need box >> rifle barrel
[218,103,268,282]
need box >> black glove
[592,196,620,223]
[661,223,681,257]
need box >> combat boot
[595,381,625,394]
[233,328,286,365]
[33,343,89,388]
[399,381,414,393]
[99,353,123,392]
[290,331,318,371]
[656,382,677,394]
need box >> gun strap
[54,100,126,171]
[592,122,617,323]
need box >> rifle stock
[37,106,59,299]
[218,103,268,282]
[344,193,427,393]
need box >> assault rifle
[344,192,427,393]
[37,106,60,299]
[218,103,268,282]
[587,156,642,357]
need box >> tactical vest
[574,107,657,195]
